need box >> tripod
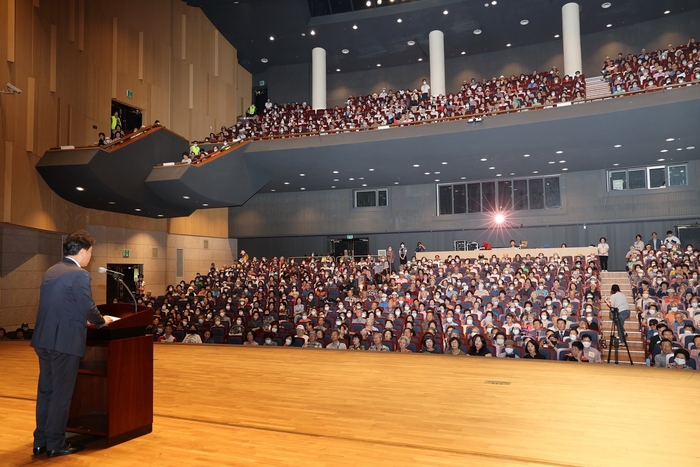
[606,307,634,365]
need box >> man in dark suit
[648,232,662,251]
[31,230,112,458]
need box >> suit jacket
[31,258,106,357]
[648,238,661,250]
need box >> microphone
[98,267,124,276]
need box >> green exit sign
[258,80,265,86]
[346,234,353,240]
[123,249,130,258]
[126,89,133,98]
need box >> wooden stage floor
[0,342,698,467]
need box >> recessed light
[435,179,440,182]
[284,182,290,185]
[484,2,489,6]
[523,154,530,157]
[606,24,612,28]
[377,0,382,4]
[331,186,336,188]
[660,149,668,153]
[520,19,529,25]
[562,168,568,171]
[418,58,423,61]
[559,160,566,163]
[336,68,341,72]
[614,144,622,148]
[533,171,539,174]
[676,148,683,151]
[394,182,399,184]
[480,158,487,161]
[548,161,556,164]
[300,188,306,191]
[434,172,440,175]
[474,29,482,35]
[461,177,466,180]
[362,184,367,187]
[687,146,695,150]
[183,195,190,199]
[342,49,349,54]
[366,0,371,5]
[310,30,316,35]
[359,177,364,180]
[442,162,447,165]
[491,0,497,4]
[613,163,619,166]
[424,172,431,175]
[353,25,358,30]
[269,36,274,41]
[506,43,512,47]
[108,201,116,205]
[202,203,208,206]
[510,173,515,175]
[657,158,665,162]
[157,214,163,217]
[270,190,276,192]
[334,179,339,182]
[407,40,415,46]
[333,170,339,174]
[556,150,563,154]
[554,34,560,38]
[376,63,381,67]
[601,2,611,9]
[397,18,402,23]
[496,174,502,177]
[369,168,375,171]
[461,51,466,55]
[299,173,305,176]
[260,58,270,64]
[413,164,420,167]
[301,33,306,36]
[489,166,495,170]
[75,186,85,191]
[666,138,675,141]
[443,10,449,15]
[349,178,355,180]
[135,208,141,212]
[664,10,670,14]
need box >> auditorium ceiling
[186,0,700,74]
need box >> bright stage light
[494,213,505,224]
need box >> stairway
[597,271,646,365]
[585,75,612,100]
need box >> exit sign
[346,234,353,239]
[123,249,130,258]
[126,89,133,98]
[259,80,265,86]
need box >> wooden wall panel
[6,0,15,62]
[168,208,229,238]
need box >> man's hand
[103,316,114,325]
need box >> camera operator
[605,284,631,338]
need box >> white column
[561,2,582,76]
[311,47,326,110]
[428,30,445,97]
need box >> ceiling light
[359,177,364,180]
[548,161,555,164]
[353,25,358,30]
[369,168,375,171]
[342,49,349,54]
[424,172,430,175]
[418,58,423,61]
[331,186,336,188]
[613,163,619,166]
[261,58,268,63]
[202,203,208,206]
[376,63,381,67]
[443,10,449,15]
[157,214,163,217]
[533,171,539,174]
[601,2,611,8]
[135,208,141,212]
[520,19,529,25]
[413,164,420,167]
[442,162,447,165]
[108,201,116,205]
[484,2,489,6]
[301,33,306,36]
[474,29,482,35]
[559,160,566,163]
[435,179,440,182]
[397,18,402,23]
[269,36,274,41]
[366,0,371,5]
[556,150,563,154]
[434,172,440,175]
[75,186,85,191]
[664,10,670,15]
[523,154,530,157]
[491,0,497,4]
[336,68,341,72]
[349,177,354,180]
[489,166,495,170]
[562,168,568,171]
[461,51,466,55]
[299,173,305,176]
[461,177,466,180]
[676,148,683,151]
[300,187,306,190]
[394,182,399,184]
[480,158,487,161]
[310,30,316,35]
[510,173,515,175]
[666,138,675,141]
[554,34,560,38]
[284,182,290,185]
[362,184,367,187]
[496,174,502,177]
[334,179,339,181]
[183,195,190,199]
[506,43,511,47]
[377,0,382,4]
[657,158,665,162]
[687,146,695,150]
[270,190,275,192]
[407,40,415,46]
[614,144,622,148]
[660,149,668,153]
[333,170,339,173]
[606,24,612,28]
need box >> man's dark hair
[610,284,620,294]
[667,230,673,235]
[63,230,96,256]
[648,319,659,327]
[660,338,673,346]
[571,341,584,351]
[661,329,674,337]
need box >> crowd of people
[603,37,700,94]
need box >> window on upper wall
[607,163,688,191]
[437,176,562,215]
[355,188,388,208]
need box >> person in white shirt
[662,230,680,247]
[264,98,273,111]
[420,79,430,102]
[597,237,610,272]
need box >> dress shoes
[32,446,46,456]
[46,442,84,458]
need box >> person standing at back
[386,246,396,273]
[420,79,430,102]
[398,242,408,268]
[597,237,609,272]
[30,230,112,458]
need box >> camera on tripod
[609,307,620,320]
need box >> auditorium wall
[260,10,700,108]
[230,165,700,271]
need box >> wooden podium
[67,304,153,447]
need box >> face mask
[471,331,478,337]
[264,338,272,344]
[214,321,221,325]
[586,316,593,322]
[225,307,231,311]
[198,319,204,324]
[220,311,226,316]
[272,327,278,333]
[671,307,678,312]
[447,317,453,323]
[505,347,514,355]
[569,334,576,339]
[206,314,212,319]
[236,320,242,325]
[582,341,591,348]
[675,358,686,366]
[285,339,292,345]
[586,308,593,313]
[692,303,699,308]
[525,306,531,312]
[541,314,547,320]
[239,311,244,316]
[545,300,552,305]
[466,319,473,325]
[512,329,520,335]
[496,338,505,345]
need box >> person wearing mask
[597,237,609,272]
[667,348,693,370]
[386,246,395,273]
[580,335,602,363]
[562,341,589,362]
[497,339,519,358]
[157,324,177,342]
[182,326,202,344]
[398,242,408,267]
[605,284,631,339]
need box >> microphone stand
[111,272,138,314]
